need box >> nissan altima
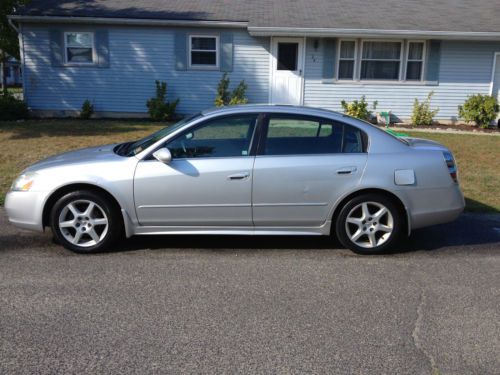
[5,105,464,254]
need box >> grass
[0,119,498,212]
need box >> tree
[0,0,29,91]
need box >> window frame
[257,113,368,156]
[163,113,260,160]
[188,34,219,69]
[336,39,358,81]
[359,39,404,81]
[63,31,96,66]
[405,40,426,81]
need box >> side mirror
[152,147,172,164]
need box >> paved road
[1,210,499,375]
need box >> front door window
[277,43,298,71]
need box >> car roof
[201,104,347,120]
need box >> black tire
[50,190,123,254]
[335,193,403,255]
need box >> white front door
[270,38,304,105]
[492,53,500,119]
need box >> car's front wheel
[50,190,122,253]
[336,194,403,255]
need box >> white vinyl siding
[304,39,500,120]
[22,26,270,114]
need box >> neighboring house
[1,56,22,87]
[8,0,500,122]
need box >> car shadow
[113,213,500,254]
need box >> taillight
[443,151,458,183]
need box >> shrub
[215,73,248,106]
[411,91,439,125]
[340,96,378,121]
[80,99,94,119]
[458,94,499,128]
[0,92,30,121]
[146,80,179,121]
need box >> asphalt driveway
[0,209,499,374]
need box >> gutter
[8,15,248,29]
[248,27,500,40]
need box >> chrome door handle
[227,172,250,180]
[336,167,357,175]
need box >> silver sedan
[5,105,464,254]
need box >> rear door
[252,114,368,227]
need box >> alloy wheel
[58,199,109,248]
[344,201,394,249]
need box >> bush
[146,80,179,121]
[215,73,248,106]
[80,99,94,119]
[0,92,29,121]
[411,91,439,125]
[340,96,378,121]
[458,94,499,128]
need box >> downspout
[7,17,27,103]
[8,17,20,33]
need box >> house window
[360,41,402,80]
[337,40,356,80]
[406,42,425,81]
[64,32,94,64]
[189,35,218,68]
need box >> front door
[492,53,500,120]
[270,38,304,105]
[134,114,258,226]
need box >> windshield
[119,113,202,156]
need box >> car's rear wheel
[50,190,122,253]
[336,194,402,255]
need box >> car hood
[24,144,121,173]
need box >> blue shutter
[425,40,441,82]
[323,38,337,80]
[49,29,64,67]
[175,31,187,70]
[95,30,110,68]
[220,32,234,72]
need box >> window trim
[336,39,358,81]
[257,113,368,156]
[63,31,96,66]
[188,34,219,69]
[405,40,426,81]
[359,39,404,81]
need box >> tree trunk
[0,51,6,94]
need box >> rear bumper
[408,184,465,230]
[4,191,47,232]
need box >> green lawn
[0,119,498,212]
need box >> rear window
[263,114,367,155]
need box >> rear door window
[262,114,366,155]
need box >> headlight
[11,173,37,192]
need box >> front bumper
[4,190,48,232]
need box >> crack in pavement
[412,289,439,375]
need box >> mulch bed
[388,123,500,133]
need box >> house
[1,56,22,87]
[8,0,500,122]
